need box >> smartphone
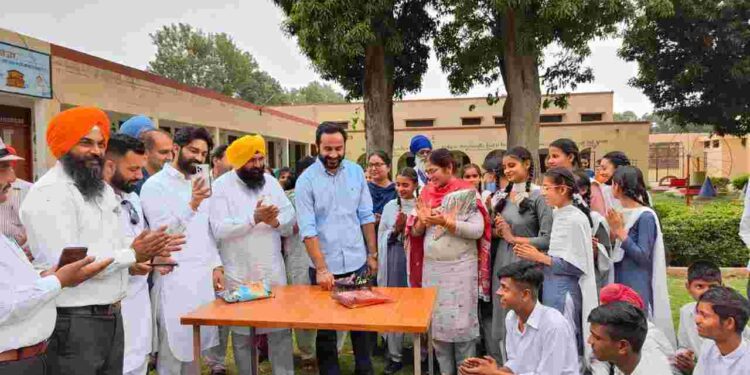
[191,164,212,195]
[57,247,88,268]
[150,263,179,267]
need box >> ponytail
[545,167,593,227]
[612,166,650,207]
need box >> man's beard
[61,153,105,201]
[415,156,426,171]
[319,154,342,170]
[280,178,293,191]
[111,169,139,194]
[236,166,266,191]
[177,150,199,175]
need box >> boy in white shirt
[673,261,722,372]
[693,286,750,375]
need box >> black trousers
[309,266,374,375]
[47,306,124,375]
[0,353,48,375]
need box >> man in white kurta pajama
[141,127,220,375]
[209,134,295,375]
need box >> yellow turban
[226,134,266,169]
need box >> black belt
[57,302,121,316]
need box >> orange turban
[47,107,111,159]
[599,283,645,310]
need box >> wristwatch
[368,252,378,260]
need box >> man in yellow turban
[209,133,297,374]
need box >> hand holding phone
[57,247,88,268]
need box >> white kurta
[612,206,675,348]
[116,191,152,373]
[694,339,750,375]
[504,303,580,375]
[208,171,295,335]
[140,163,220,362]
[547,204,598,365]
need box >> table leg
[413,334,421,375]
[250,327,258,375]
[428,325,434,375]
[192,325,201,375]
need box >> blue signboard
[0,42,52,99]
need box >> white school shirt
[504,302,580,375]
[20,162,136,307]
[208,171,295,335]
[140,163,220,362]
[0,235,61,352]
[740,182,750,269]
[678,301,750,357]
[613,350,673,375]
[116,190,152,373]
[694,339,750,375]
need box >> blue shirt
[295,158,375,274]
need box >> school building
[0,26,653,183]
[270,92,652,173]
[0,27,317,182]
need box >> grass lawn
[147,273,747,374]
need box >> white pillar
[152,117,160,129]
[283,138,290,167]
[33,99,59,179]
[213,127,221,148]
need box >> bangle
[368,252,378,259]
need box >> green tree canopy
[287,81,346,104]
[621,0,750,136]
[614,111,640,122]
[148,23,288,105]
[433,0,632,176]
[274,0,435,157]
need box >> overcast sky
[0,0,654,115]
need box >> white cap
[0,138,23,162]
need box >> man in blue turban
[409,135,432,187]
[119,115,156,139]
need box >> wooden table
[181,285,438,375]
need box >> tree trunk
[500,8,543,181]
[363,44,395,162]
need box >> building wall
[272,93,649,172]
[0,27,318,178]
[648,133,750,185]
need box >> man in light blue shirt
[295,122,378,375]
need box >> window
[649,142,680,168]
[713,140,720,148]
[580,113,603,122]
[405,119,434,128]
[227,135,239,144]
[461,117,482,126]
[267,141,276,168]
[493,116,506,125]
[539,114,564,123]
[330,121,349,129]
[704,141,711,148]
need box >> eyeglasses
[368,163,386,169]
[417,149,431,157]
[121,200,140,226]
[541,185,570,192]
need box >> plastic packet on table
[217,280,273,303]
[331,274,393,308]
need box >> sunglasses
[121,200,140,226]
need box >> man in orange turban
[45,107,111,200]
[20,106,180,375]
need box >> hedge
[732,174,749,191]
[653,196,749,267]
